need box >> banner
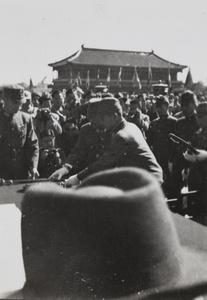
[132,67,142,89]
[147,63,153,86]
[106,68,111,86]
[97,69,100,81]
[69,70,73,87]
[86,70,90,89]
[118,67,122,87]
[167,63,172,88]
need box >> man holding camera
[33,94,62,147]
[38,129,66,178]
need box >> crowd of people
[1,83,207,220]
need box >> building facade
[48,45,187,93]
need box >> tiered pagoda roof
[49,45,187,70]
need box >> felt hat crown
[11,167,207,299]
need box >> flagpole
[168,62,172,93]
[118,67,122,88]
[147,63,152,95]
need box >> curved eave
[48,46,187,70]
[48,48,82,67]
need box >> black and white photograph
[0,0,207,299]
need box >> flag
[77,72,82,86]
[106,68,111,86]
[97,69,100,81]
[185,68,193,88]
[132,67,142,89]
[29,78,33,90]
[167,62,172,88]
[69,70,73,87]
[118,67,122,87]
[86,70,90,89]
[73,72,82,88]
[147,63,153,86]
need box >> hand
[64,174,80,187]
[49,166,69,181]
[28,167,39,179]
[183,151,196,163]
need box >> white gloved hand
[183,151,196,163]
[194,149,207,162]
[64,174,80,187]
[49,166,69,181]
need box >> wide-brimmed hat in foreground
[8,167,207,299]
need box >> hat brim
[13,167,207,299]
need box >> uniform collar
[159,113,169,119]
[112,118,126,135]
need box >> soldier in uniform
[127,98,150,138]
[64,98,163,187]
[49,99,112,180]
[0,85,39,180]
[170,90,200,197]
[184,102,207,222]
[147,95,177,197]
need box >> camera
[44,149,61,167]
[37,108,51,122]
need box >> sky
[0,0,207,86]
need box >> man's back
[78,119,163,184]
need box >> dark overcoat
[0,109,39,179]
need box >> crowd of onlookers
[1,85,207,210]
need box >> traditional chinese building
[48,45,187,93]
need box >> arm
[46,114,62,135]
[49,125,91,180]
[25,116,39,178]
[77,134,128,181]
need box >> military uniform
[65,122,112,174]
[147,113,177,196]
[77,119,163,184]
[170,113,200,197]
[187,129,207,215]
[0,108,39,179]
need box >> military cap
[87,97,102,118]
[155,95,169,106]
[101,92,114,98]
[181,90,198,106]
[97,97,123,116]
[82,90,96,100]
[119,96,131,105]
[3,84,26,103]
[32,91,42,98]
[11,167,207,299]
[130,98,140,105]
